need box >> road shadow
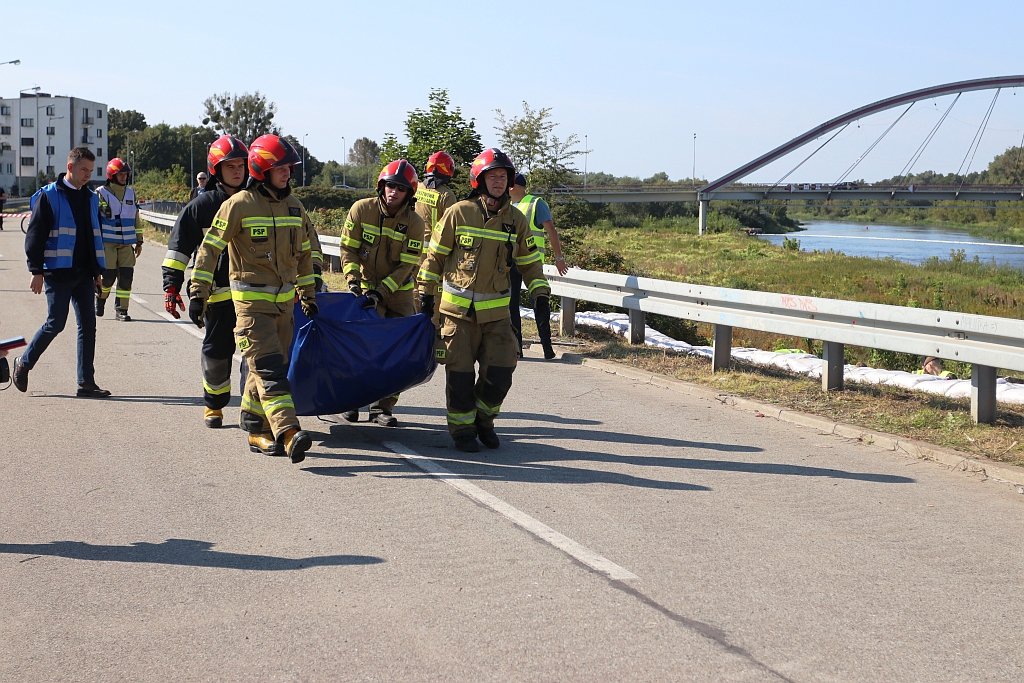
[0,538,384,571]
[46,394,206,406]
[306,420,914,486]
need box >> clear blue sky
[4,0,1021,184]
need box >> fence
[138,209,1024,423]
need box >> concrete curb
[561,352,1024,493]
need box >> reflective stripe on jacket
[513,194,546,252]
[418,195,550,324]
[414,184,457,253]
[97,185,139,245]
[340,197,424,294]
[35,182,105,271]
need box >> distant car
[332,183,357,189]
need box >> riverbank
[789,205,1024,245]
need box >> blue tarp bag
[289,291,436,416]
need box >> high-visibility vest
[97,184,139,245]
[33,182,105,271]
[513,194,546,252]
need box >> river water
[757,221,1024,269]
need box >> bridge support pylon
[698,198,709,236]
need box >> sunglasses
[384,182,408,191]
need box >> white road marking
[382,440,639,581]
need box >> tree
[107,108,148,161]
[985,145,1024,185]
[349,137,380,167]
[494,101,584,189]
[381,89,482,193]
[202,91,279,142]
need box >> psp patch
[237,337,252,351]
[407,239,422,251]
[458,234,475,248]
[212,217,228,230]
[249,225,268,240]
[435,348,446,360]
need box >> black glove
[348,282,362,296]
[300,298,318,318]
[314,275,324,292]
[533,294,551,318]
[188,297,206,329]
[419,293,435,318]
[363,289,383,309]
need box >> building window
[21,137,34,147]
[97,109,103,118]
[97,129,102,138]
[96,167,103,177]
[0,106,10,115]
[80,134,90,144]
[20,118,33,128]
[46,165,54,175]
[45,126,55,135]
[21,157,34,167]
[6,163,13,174]
[45,106,55,116]
[1,126,9,135]
[46,145,55,155]
[97,148,103,156]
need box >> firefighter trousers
[438,314,518,438]
[98,244,137,313]
[234,303,300,439]
[202,300,236,411]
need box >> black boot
[95,298,105,317]
[453,433,480,453]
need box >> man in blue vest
[508,173,568,359]
[13,147,111,398]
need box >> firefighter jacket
[189,182,318,312]
[340,197,423,298]
[414,181,457,254]
[418,194,550,324]
[162,183,234,304]
[96,183,141,246]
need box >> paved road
[2,227,1023,681]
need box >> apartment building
[0,92,108,195]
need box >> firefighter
[338,159,425,426]
[95,158,142,321]
[417,148,550,453]
[162,135,249,430]
[188,134,318,464]
[414,151,458,317]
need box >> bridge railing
[136,209,1023,423]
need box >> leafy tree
[494,101,584,189]
[107,108,148,161]
[381,89,483,194]
[984,145,1024,185]
[349,137,380,167]
[202,91,278,143]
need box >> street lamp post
[584,134,588,190]
[341,136,346,187]
[1,59,20,67]
[692,132,697,187]
[189,131,203,195]
[301,133,308,186]
[17,86,40,195]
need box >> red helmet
[106,157,131,180]
[208,135,249,176]
[469,148,515,193]
[377,159,419,199]
[425,151,455,179]
[247,134,301,181]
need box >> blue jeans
[22,271,98,387]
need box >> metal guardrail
[135,209,1023,423]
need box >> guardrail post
[328,254,341,272]
[628,309,645,345]
[971,364,997,424]
[822,341,844,391]
[712,324,732,371]
[559,296,576,337]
